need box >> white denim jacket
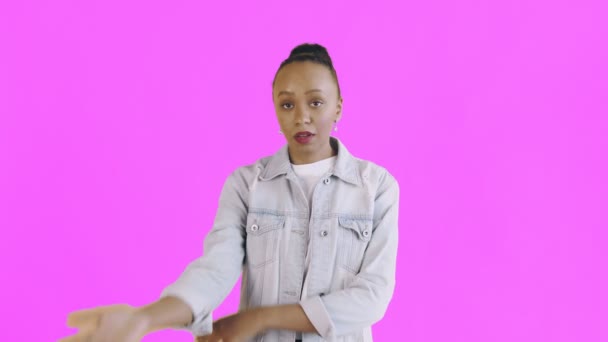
[160,137,400,341]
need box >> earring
[279,130,283,135]
[334,122,338,132]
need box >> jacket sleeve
[300,171,400,338]
[159,170,249,336]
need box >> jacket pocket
[337,216,373,274]
[245,213,286,269]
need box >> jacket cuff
[160,286,213,336]
[299,296,335,339]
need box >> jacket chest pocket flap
[337,216,373,274]
[245,214,286,268]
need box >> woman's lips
[294,131,314,144]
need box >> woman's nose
[294,108,311,124]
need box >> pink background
[1,0,607,341]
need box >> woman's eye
[311,101,323,107]
[281,103,293,109]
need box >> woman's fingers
[67,308,100,328]
[196,333,225,342]
[67,304,132,328]
[57,327,94,342]
[61,304,145,342]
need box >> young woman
[61,43,400,342]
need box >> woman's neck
[288,143,336,165]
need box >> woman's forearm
[136,296,194,332]
[257,304,318,333]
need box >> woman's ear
[335,97,343,122]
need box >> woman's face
[272,61,342,164]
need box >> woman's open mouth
[294,131,315,144]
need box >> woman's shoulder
[334,138,398,187]
[350,155,398,187]
[224,154,275,183]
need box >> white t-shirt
[291,155,336,339]
[292,156,337,205]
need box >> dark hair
[273,43,341,97]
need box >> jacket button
[320,230,328,237]
[323,178,330,185]
[251,224,259,232]
[362,230,370,237]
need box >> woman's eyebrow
[277,90,293,97]
[277,89,324,97]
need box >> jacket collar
[260,137,361,186]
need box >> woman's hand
[59,304,150,342]
[196,309,265,342]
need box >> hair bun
[273,42,341,96]
[289,43,333,65]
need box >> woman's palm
[60,304,148,342]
